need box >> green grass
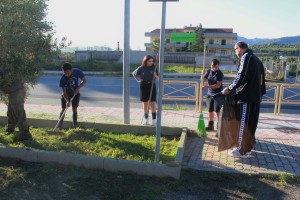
[1,160,299,200]
[162,103,189,111]
[164,65,200,73]
[163,65,237,74]
[0,127,179,163]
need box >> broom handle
[53,95,75,131]
[199,44,206,113]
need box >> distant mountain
[237,35,300,45]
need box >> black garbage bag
[217,92,241,152]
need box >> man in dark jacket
[221,41,266,158]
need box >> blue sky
[47,0,300,50]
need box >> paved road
[26,75,300,113]
[27,75,201,109]
[27,76,142,108]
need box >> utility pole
[149,0,179,162]
[123,0,130,124]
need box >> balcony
[145,32,171,37]
[205,33,237,39]
[206,44,235,49]
[144,43,186,48]
[146,32,237,39]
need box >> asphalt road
[26,75,300,113]
[27,76,143,108]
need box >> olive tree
[0,0,56,100]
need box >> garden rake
[53,95,75,131]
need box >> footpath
[0,103,300,176]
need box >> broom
[197,44,207,137]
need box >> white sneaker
[142,118,149,126]
[228,149,249,158]
[152,119,157,126]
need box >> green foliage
[164,65,200,73]
[0,0,57,98]
[151,38,160,53]
[191,24,205,52]
[251,44,300,56]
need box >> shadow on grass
[1,157,298,200]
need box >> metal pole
[155,0,167,162]
[123,0,130,124]
[296,45,300,81]
[199,44,206,113]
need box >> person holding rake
[58,62,87,129]
[133,55,158,126]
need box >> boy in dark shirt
[202,59,224,133]
[58,62,87,128]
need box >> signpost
[149,0,179,162]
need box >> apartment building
[144,25,238,55]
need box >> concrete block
[0,116,182,136]
[103,158,181,179]
[175,128,188,164]
[37,150,104,170]
[0,144,38,162]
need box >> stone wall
[75,50,234,66]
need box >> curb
[167,128,188,167]
[0,142,181,179]
[0,116,182,136]
[0,117,187,179]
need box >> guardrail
[220,82,280,115]
[277,84,300,115]
[160,80,299,115]
[262,83,280,115]
[162,80,199,112]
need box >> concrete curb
[0,143,181,179]
[0,117,187,179]
[0,116,182,136]
[175,128,188,164]
[166,128,187,168]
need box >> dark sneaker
[205,126,214,131]
[13,131,33,142]
[5,128,15,135]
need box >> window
[220,50,227,55]
[166,39,170,43]
[209,39,214,44]
[221,40,226,45]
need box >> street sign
[171,32,196,42]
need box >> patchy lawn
[0,158,299,200]
[0,127,179,163]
